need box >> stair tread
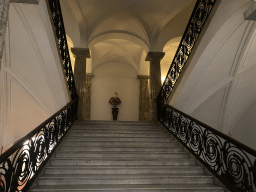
[66,136,172,140]
[70,129,164,131]
[45,165,202,169]
[75,120,156,124]
[52,157,192,160]
[56,151,185,154]
[40,173,212,178]
[73,124,160,126]
[72,127,162,130]
[59,146,180,149]
[31,184,223,190]
[62,141,177,143]
[68,134,168,137]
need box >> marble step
[38,174,213,185]
[74,124,160,127]
[30,184,224,192]
[72,126,162,131]
[70,129,165,133]
[50,157,196,166]
[61,141,179,147]
[68,132,168,137]
[44,165,204,175]
[57,146,183,152]
[65,136,173,142]
[78,125,159,127]
[75,121,157,125]
[55,151,189,159]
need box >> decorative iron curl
[188,122,203,156]
[158,0,216,104]
[0,99,78,192]
[202,130,223,173]
[221,142,254,191]
[157,101,256,192]
[48,0,77,100]
[177,114,190,144]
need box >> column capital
[145,52,165,62]
[137,75,150,80]
[71,48,90,58]
[86,73,94,78]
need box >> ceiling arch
[160,37,182,81]
[154,0,196,51]
[91,39,144,73]
[88,31,149,52]
[62,0,88,46]
[92,60,139,76]
[61,0,195,51]
[90,12,148,43]
[95,49,138,72]
[150,0,196,51]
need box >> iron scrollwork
[157,101,256,192]
[48,0,77,100]
[158,0,216,103]
[0,99,78,192]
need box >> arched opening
[161,37,181,84]
[90,38,147,121]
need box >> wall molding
[12,3,59,111]
[187,77,233,115]
[6,69,52,115]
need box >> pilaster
[85,73,94,120]
[71,48,90,120]
[137,75,151,121]
[146,52,165,122]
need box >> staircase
[30,121,225,192]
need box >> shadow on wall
[91,62,139,121]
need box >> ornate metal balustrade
[157,101,256,192]
[0,99,78,192]
[48,0,77,100]
[158,0,216,103]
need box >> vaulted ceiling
[61,0,196,76]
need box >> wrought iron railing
[48,0,77,100]
[0,1,79,191]
[157,101,256,192]
[158,0,216,103]
[0,99,78,192]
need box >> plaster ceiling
[92,39,143,73]
[65,0,195,42]
[61,0,196,74]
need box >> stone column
[85,73,94,120]
[71,48,90,120]
[145,52,165,122]
[137,75,151,121]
